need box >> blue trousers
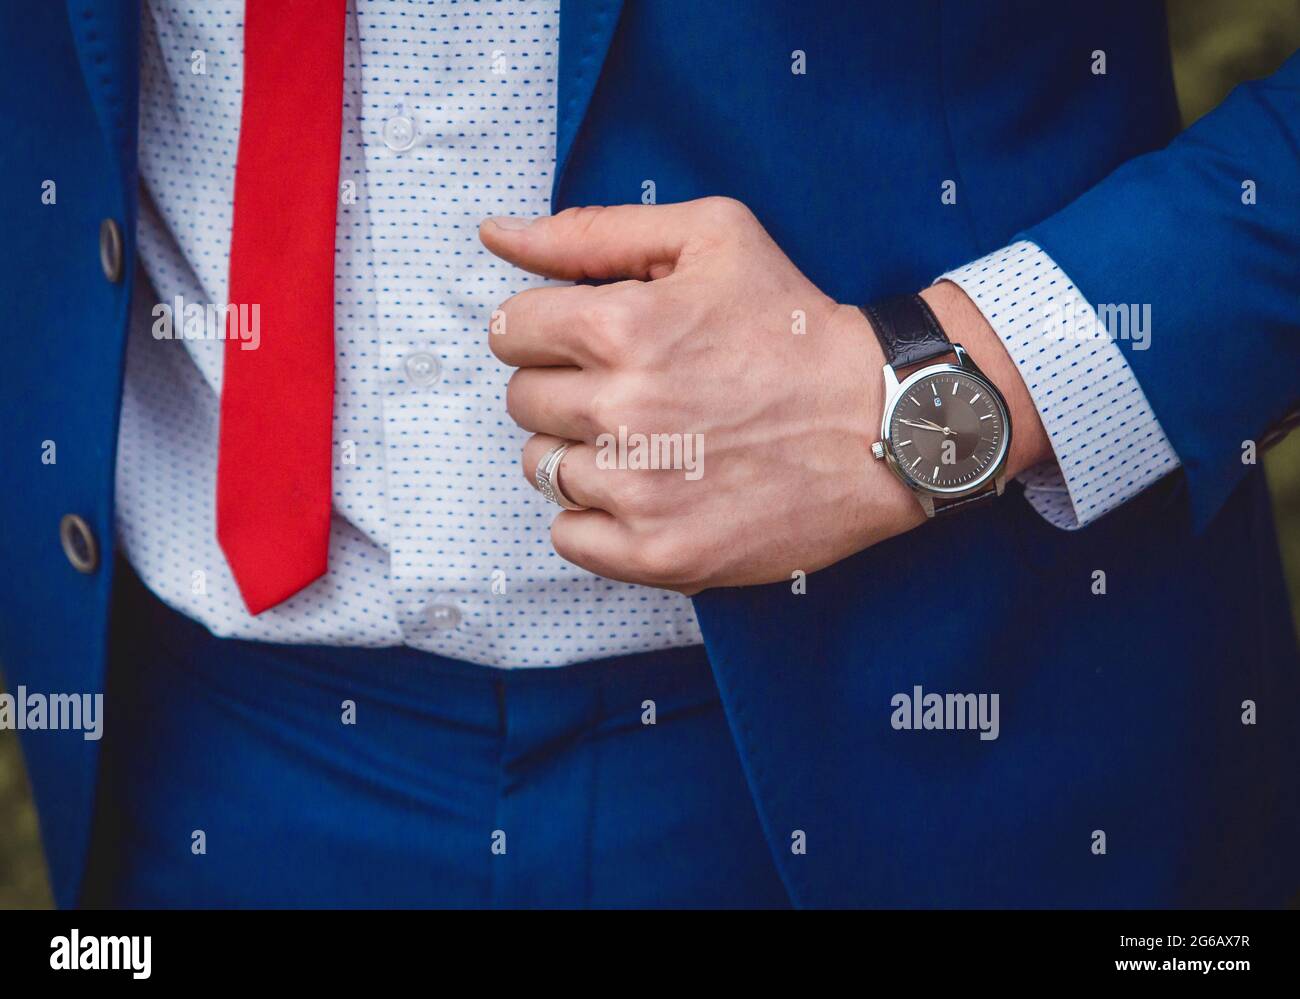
[82,568,789,907]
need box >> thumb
[479,202,705,281]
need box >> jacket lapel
[63,0,608,211]
[553,0,624,206]
[64,0,139,187]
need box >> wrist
[824,302,929,545]
[918,280,1052,479]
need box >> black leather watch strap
[932,488,998,517]
[859,293,953,370]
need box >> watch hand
[898,418,945,432]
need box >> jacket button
[99,218,124,283]
[59,514,100,574]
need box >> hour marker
[951,383,959,395]
[897,440,912,447]
[911,456,921,468]
[909,395,920,406]
[979,413,993,420]
[931,383,938,396]
[932,466,940,479]
[970,393,981,404]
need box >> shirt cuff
[939,240,1180,530]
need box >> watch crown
[870,441,886,460]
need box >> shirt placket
[353,14,475,649]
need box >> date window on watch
[933,397,943,408]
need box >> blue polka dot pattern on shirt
[117,0,702,668]
[942,241,1181,529]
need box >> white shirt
[942,242,1180,529]
[117,0,1178,669]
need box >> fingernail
[488,215,534,230]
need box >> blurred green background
[2,0,1299,910]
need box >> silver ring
[535,442,588,510]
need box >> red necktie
[217,0,347,614]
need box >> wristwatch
[860,293,1011,518]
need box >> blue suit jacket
[2,0,1298,908]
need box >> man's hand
[479,197,1049,594]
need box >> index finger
[489,283,599,367]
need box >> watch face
[885,368,1008,493]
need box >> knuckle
[489,293,527,360]
[586,377,630,434]
[611,473,659,518]
[504,370,529,424]
[555,205,604,239]
[556,205,603,224]
[699,195,752,226]
[629,532,687,585]
[548,518,571,558]
[549,515,591,569]
[578,298,636,358]
[494,291,521,323]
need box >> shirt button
[428,604,461,630]
[404,352,441,387]
[382,115,417,152]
